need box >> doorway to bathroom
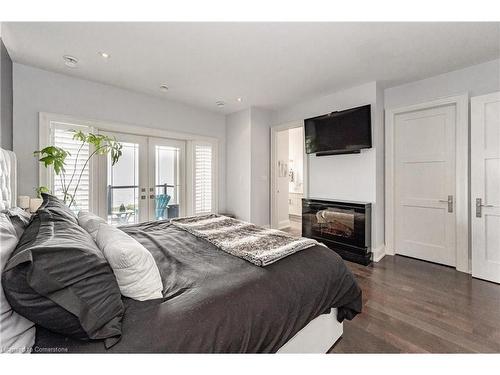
[271,122,307,236]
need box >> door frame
[385,94,470,273]
[270,121,308,229]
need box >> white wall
[374,82,385,254]
[271,82,384,249]
[249,107,271,226]
[272,82,377,201]
[225,108,251,221]
[225,106,271,225]
[276,128,290,227]
[12,63,227,211]
[385,59,500,109]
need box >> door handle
[438,195,453,213]
[476,198,498,217]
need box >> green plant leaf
[35,129,123,208]
[72,130,86,143]
[35,186,50,198]
[34,146,69,175]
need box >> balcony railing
[107,183,175,214]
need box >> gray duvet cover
[34,220,362,353]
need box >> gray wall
[0,38,13,150]
[12,63,227,211]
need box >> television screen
[304,104,372,155]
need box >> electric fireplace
[302,198,372,265]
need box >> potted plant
[34,130,122,209]
[35,186,50,198]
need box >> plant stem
[60,171,67,203]
[65,141,85,198]
[68,144,109,208]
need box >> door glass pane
[155,145,180,220]
[107,142,140,225]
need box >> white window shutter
[51,123,91,212]
[194,143,213,214]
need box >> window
[194,143,214,214]
[40,113,218,220]
[49,122,91,212]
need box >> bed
[0,147,362,353]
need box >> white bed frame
[0,147,342,353]
[277,309,343,353]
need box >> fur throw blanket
[171,214,324,266]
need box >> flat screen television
[304,104,372,155]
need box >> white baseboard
[278,219,290,230]
[372,245,386,262]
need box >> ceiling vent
[63,55,78,68]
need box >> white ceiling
[3,22,500,113]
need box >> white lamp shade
[29,198,43,213]
[18,196,30,209]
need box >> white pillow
[0,213,35,353]
[78,211,106,240]
[95,223,163,301]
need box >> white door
[394,104,457,266]
[98,132,149,224]
[471,92,500,283]
[98,132,186,224]
[148,137,186,221]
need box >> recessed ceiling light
[216,101,225,108]
[63,55,78,68]
[236,97,243,103]
[159,84,169,92]
[98,51,110,59]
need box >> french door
[148,137,185,221]
[98,132,185,224]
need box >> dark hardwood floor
[283,216,301,236]
[329,255,500,353]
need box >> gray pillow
[2,194,124,348]
[2,207,32,239]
